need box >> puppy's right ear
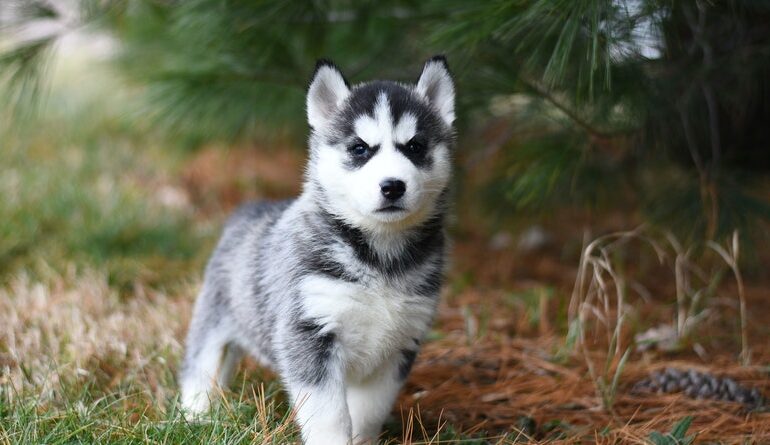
[307,60,350,131]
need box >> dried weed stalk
[568,227,662,412]
[707,231,749,365]
[568,227,752,413]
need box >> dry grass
[4,262,767,444]
[0,270,303,443]
[0,268,188,405]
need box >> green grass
[0,143,204,290]
[1,380,301,444]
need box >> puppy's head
[306,57,455,232]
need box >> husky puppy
[180,56,455,445]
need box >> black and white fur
[180,56,455,445]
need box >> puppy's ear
[416,55,455,126]
[307,60,350,130]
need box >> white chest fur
[299,275,434,379]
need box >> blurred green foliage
[2,0,770,248]
[0,54,210,290]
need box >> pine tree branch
[676,95,706,178]
[690,3,722,178]
[519,77,625,139]
[701,83,721,176]
[0,0,124,114]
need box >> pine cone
[632,368,765,409]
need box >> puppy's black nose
[380,179,406,201]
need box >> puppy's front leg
[290,380,351,445]
[279,318,351,445]
[347,349,416,444]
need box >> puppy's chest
[299,276,434,377]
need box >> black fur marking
[335,82,388,131]
[395,137,431,168]
[384,82,448,142]
[319,207,446,279]
[428,54,448,67]
[412,260,444,297]
[298,212,361,283]
[398,349,418,380]
[287,318,337,385]
[322,212,374,266]
[301,250,359,283]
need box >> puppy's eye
[348,143,369,157]
[406,140,426,152]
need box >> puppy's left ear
[307,59,351,131]
[416,55,455,126]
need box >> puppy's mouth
[376,205,407,213]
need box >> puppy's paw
[179,390,212,420]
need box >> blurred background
[1,1,769,443]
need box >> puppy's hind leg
[216,342,244,389]
[179,287,241,415]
